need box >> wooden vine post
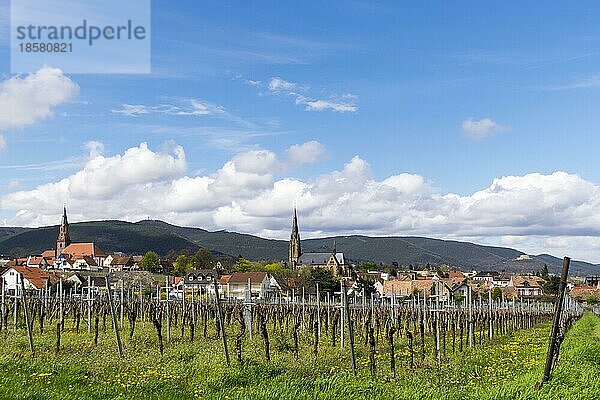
[213,277,230,366]
[105,277,124,358]
[20,275,35,357]
[1,278,5,332]
[87,276,92,334]
[539,256,571,388]
[342,281,357,376]
[165,276,170,342]
[468,285,473,347]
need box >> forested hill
[0,220,597,276]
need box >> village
[1,207,597,306]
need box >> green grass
[0,313,598,399]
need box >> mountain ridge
[0,219,598,276]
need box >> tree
[583,293,600,304]
[491,287,502,301]
[174,254,193,276]
[359,262,378,273]
[543,276,561,296]
[540,264,550,279]
[298,268,338,293]
[140,251,160,273]
[263,262,282,274]
[192,248,214,269]
[233,257,253,272]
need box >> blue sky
[2,1,600,261]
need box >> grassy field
[0,312,598,399]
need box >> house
[510,275,544,297]
[445,281,470,300]
[447,268,465,282]
[382,280,413,297]
[104,254,135,272]
[584,276,600,287]
[26,255,51,269]
[51,208,107,270]
[41,249,57,258]
[570,285,600,301]
[297,252,348,277]
[492,272,512,288]
[171,276,184,291]
[132,255,143,268]
[357,271,387,282]
[219,272,281,300]
[55,255,101,272]
[67,273,108,290]
[184,269,219,286]
[60,243,106,269]
[73,256,100,271]
[473,271,499,282]
[1,266,50,294]
[381,278,435,298]
[288,210,348,276]
[7,258,28,267]
[0,255,10,267]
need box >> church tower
[56,206,71,256]
[289,208,301,268]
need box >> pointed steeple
[56,206,71,256]
[332,240,337,254]
[292,207,299,235]
[289,207,301,268]
[61,206,68,226]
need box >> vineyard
[0,279,594,400]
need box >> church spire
[56,206,71,256]
[289,207,301,268]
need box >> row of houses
[367,268,547,300]
[0,265,114,295]
[7,248,147,273]
[171,270,282,300]
[570,281,600,302]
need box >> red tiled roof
[448,269,465,280]
[41,249,56,258]
[28,256,45,265]
[62,243,106,257]
[6,266,50,289]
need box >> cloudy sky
[2,1,600,262]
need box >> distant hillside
[0,219,598,276]
[0,227,30,238]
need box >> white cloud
[285,141,327,165]
[84,141,105,158]
[268,77,298,91]
[263,77,357,112]
[0,66,79,131]
[301,99,357,113]
[111,99,225,117]
[0,135,6,152]
[111,104,150,116]
[462,117,505,140]
[4,143,600,262]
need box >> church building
[50,207,106,271]
[288,208,348,277]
